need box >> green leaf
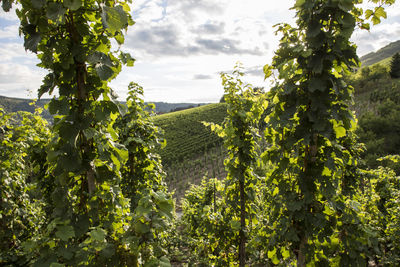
[375,6,387,19]
[32,0,46,9]
[46,2,66,23]
[63,0,82,11]
[96,64,114,81]
[322,166,332,176]
[134,221,150,234]
[272,187,279,196]
[55,225,75,241]
[83,128,97,139]
[230,220,240,230]
[102,6,128,34]
[39,73,55,98]
[90,228,107,241]
[338,0,353,11]
[113,143,129,162]
[361,23,370,30]
[263,64,273,80]
[119,52,135,67]
[48,98,69,115]
[342,13,355,28]
[1,0,12,11]
[135,202,152,216]
[88,52,113,66]
[152,190,168,203]
[158,201,173,219]
[308,21,321,37]
[267,248,276,259]
[159,256,171,267]
[101,244,115,259]
[334,125,346,139]
[371,16,381,25]
[281,248,290,259]
[59,154,80,172]
[58,247,73,260]
[308,78,325,92]
[294,0,305,9]
[365,9,374,20]
[114,32,125,45]
[50,263,65,267]
[24,33,41,52]
[311,57,323,74]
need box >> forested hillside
[0,96,52,120]
[360,39,400,67]
[349,61,400,172]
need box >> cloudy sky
[0,1,400,103]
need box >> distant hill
[360,40,400,67]
[0,95,207,117]
[0,95,52,120]
[149,102,207,114]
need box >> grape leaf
[32,0,46,9]
[55,225,75,241]
[63,0,82,10]
[102,6,128,34]
[46,2,66,23]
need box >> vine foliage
[0,108,50,265]
[1,0,171,265]
[262,0,395,265]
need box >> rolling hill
[0,96,53,120]
[0,95,206,117]
[360,40,400,67]
[152,103,227,164]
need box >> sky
[0,1,400,103]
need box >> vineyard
[152,103,227,164]
[2,0,400,266]
[164,145,227,202]
[151,103,228,201]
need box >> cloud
[133,0,165,22]
[0,7,19,21]
[352,22,400,56]
[0,24,19,39]
[191,21,225,35]
[127,20,265,58]
[245,65,264,77]
[126,23,194,57]
[220,65,264,77]
[126,0,274,59]
[193,74,213,80]
[0,42,38,62]
[195,38,262,55]
[168,0,228,22]
[0,63,45,98]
